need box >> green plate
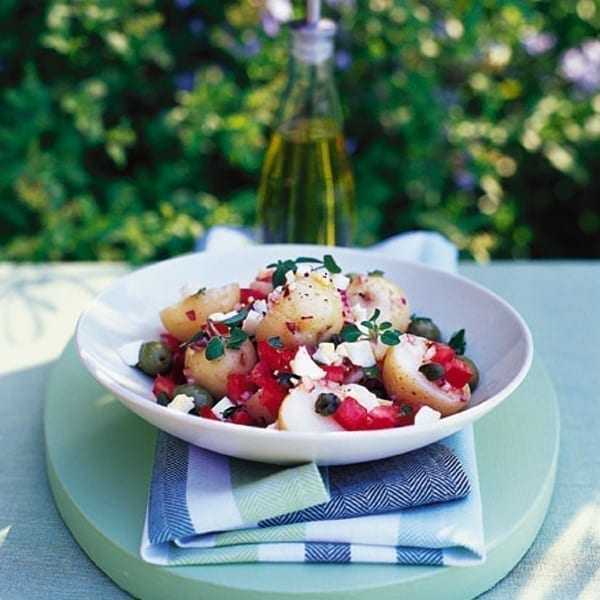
[45,339,559,599]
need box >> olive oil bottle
[257,17,355,245]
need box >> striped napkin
[140,426,485,566]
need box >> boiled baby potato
[255,270,344,348]
[277,386,344,432]
[184,338,257,399]
[346,274,410,332]
[382,334,470,417]
[160,283,240,342]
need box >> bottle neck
[275,19,343,135]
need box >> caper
[460,356,480,391]
[173,384,215,410]
[137,341,173,376]
[407,317,441,341]
[315,392,341,416]
[419,362,446,381]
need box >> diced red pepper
[432,342,455,365]
[152,374,177,400]
[443,358,473,389]
[211,322,229,335]
[333,396,369,431]
[199,405,219,420]
[322,364,346,383]
[249,360,272,388]
[259,378,288,418]
[227,407,259,426]
[366,404,416,429]
[226,373,258,403]
[160,332,181,353]
[185,309,196,321]
[240,287,267,304]
[366,405,399,429]
[256,340,295,373]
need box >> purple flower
[522,31,557,56]
[261,14,281,38]
[174,72,195,91]
[454,170,477,191]
[242,33,261,57]
[189,18,205,37]
[560,39,600,93]
[174,0,194,10]
[335,50,352,70]
[345,137,358,155]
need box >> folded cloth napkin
[140,228,485,567]
[141,427,484,566]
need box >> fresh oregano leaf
[205,337,225,360]
[448,329,467,355]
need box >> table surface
[1,259,598,599]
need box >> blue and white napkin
[140,229,485,567]
[141,427,484,566]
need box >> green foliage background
[0,0,598,263]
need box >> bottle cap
[290,19,337,65]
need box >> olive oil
[257,17,355,245]
[258,118,355,245]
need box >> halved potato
[277,386,344,432]
[382,334,470,417]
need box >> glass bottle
[257,18,355,245]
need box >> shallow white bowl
[75,244,533,465]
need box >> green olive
[137,341,173,376]
[173,384,215,410]
[407,317,441,341]
[461,356,480,391]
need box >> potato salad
[130,255,479,431]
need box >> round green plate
[45,340,559,599]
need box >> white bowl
[75,244,533,465]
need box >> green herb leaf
[179,330,207,348]
[295,256,320,264]
[226,327,248,350]
[220,308,249,328]
[205,337,225,360]
[323,254,341,273]
[380,329,401,346]
[448,329,467,355]
[363,365,380,379]
[267,255,341,287]
[368,269,384,277]
[340,324,363,342]
[194,287,207,296]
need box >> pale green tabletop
[1,260,598,598]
